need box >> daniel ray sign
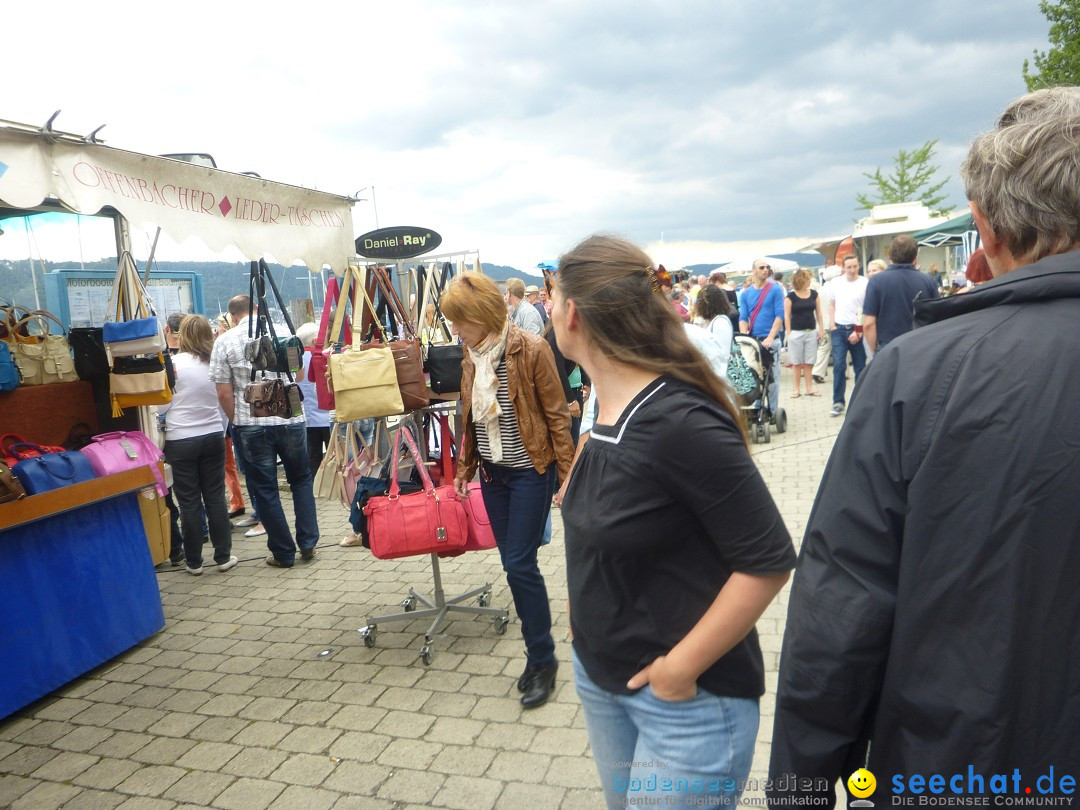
[355,226,442,260]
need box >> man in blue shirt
[862,235,940,353]
[739,259,786,411]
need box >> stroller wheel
[762,423,771,443]
[774,408,787,434]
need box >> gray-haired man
[770,87,1080,805]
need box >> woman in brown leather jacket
[440,273,574,709]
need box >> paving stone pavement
[0,366,848,810]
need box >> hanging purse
[328,266,404,421]
[243,262,303,419]
[0,341,20,391]
[363,425,468,560]
[10,311,78,386]
[421,263,464,394]
[101,253,166,359]
[68,326,110,380]
[258,259,304,374]
[369,267,429,410]
[311,275,352,411]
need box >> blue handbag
[0,342,19,391]
[12,451,97,495]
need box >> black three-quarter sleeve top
[561,376,796,698]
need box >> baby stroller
[732,335,787,444]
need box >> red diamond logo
[219,196,232,217]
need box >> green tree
[1023,0,1080,90]
[856,139,951,215]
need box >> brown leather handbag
[0,461,27,503]
[366,267,429,411]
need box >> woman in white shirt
[691,285,734,378]
[161,315,237,575]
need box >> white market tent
[0,117,356,273]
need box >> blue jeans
[573,651,759,810]
[830,326,866,405]
[235,423,318,565]
[228,424,258,523]
[479,461,557,668]
[164,432,233,568]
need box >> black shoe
[520,662,557,709]
[812,375,825,384]
[517,663,539,693]
[300,547,316,561]
[229,508,246,518]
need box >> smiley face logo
[848,768,877,798]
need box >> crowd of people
[146,85,1078,810]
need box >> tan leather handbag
[328,266,404,421]
[12,311,78,386]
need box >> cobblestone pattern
[0,367,845,808]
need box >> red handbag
[1,434,65,468]
[311,275,352,411]
[363,426,468,560]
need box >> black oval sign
[355,226,442,260]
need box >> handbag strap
[315,276,340,351]
[373,267,418,341]
[439,415,455,483]
[747,281,774,334]
[258,259,300,337]
[250,268,296,385]
[389,424,436,497]
[329,265,363,347]
[12,313,51,344]
[355,272,393,344]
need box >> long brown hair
[557,234,747,445]
[178,314,214,363]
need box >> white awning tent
[716,254,800,274]
[0,119,355,272]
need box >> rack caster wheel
[494,617,509,635]
[359,626,377,647]
[402,597,417,612]
[420,645,433,665]
[477,592,490,607]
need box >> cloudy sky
[2,0,1051,270]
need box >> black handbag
[425,344,464,393]
[68,327,110,380]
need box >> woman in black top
[551,235,795,809]
[783,268,825,397]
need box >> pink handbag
[342,421,378,508]
[438,417,497,552]
[80,430,167,496]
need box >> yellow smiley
[848,768,877,798]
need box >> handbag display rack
[356,412,509,667]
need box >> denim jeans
[479,461,557,668]
[164,432,233,568]
[235,423,319,565]
[830,325,866,405]
[573,650,759,810]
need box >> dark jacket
[769,251,1080,804]
[458,326,574,482]
[862,263,939,347]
